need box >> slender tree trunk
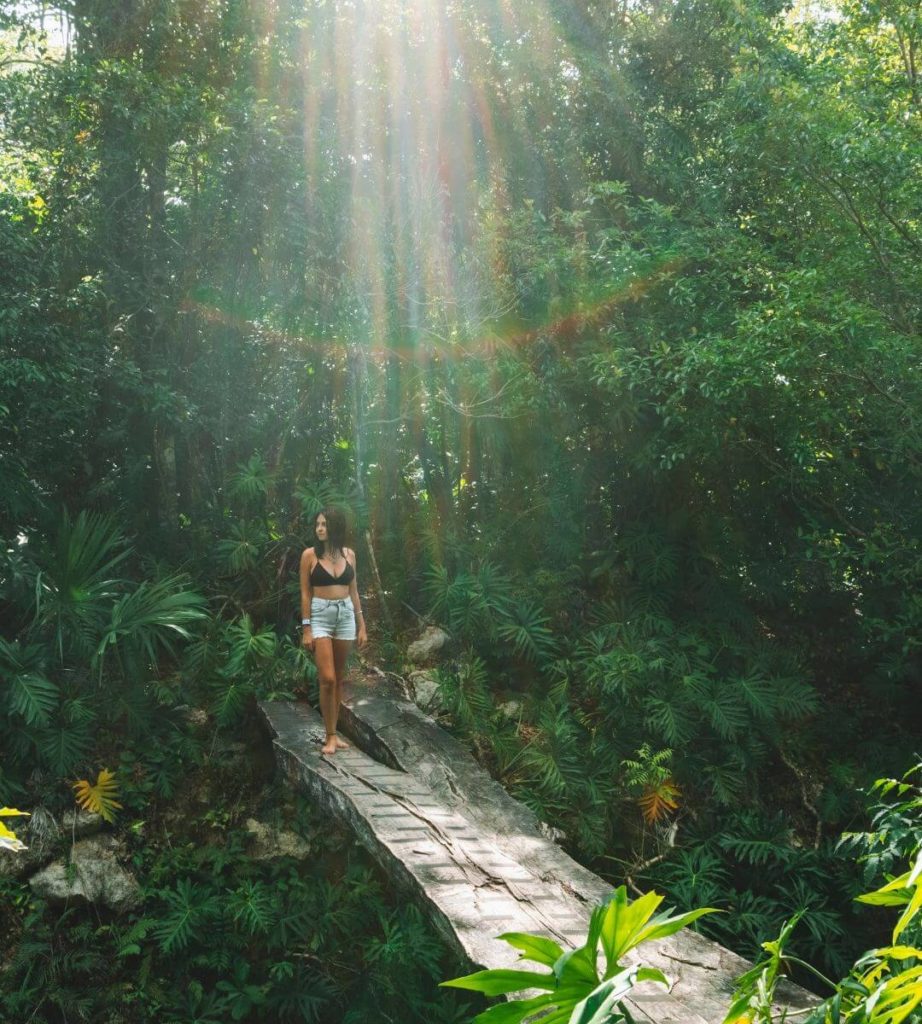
[351,345,394,631]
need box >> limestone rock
[244,818,312,860]
[407,626,450,664]
[184,707,210,729]
[60,808,105,839]
[497,700,522,721]
[29,835,140,911]
[0,806,60,880]
[409,669,441,711]
[538,820,567,843]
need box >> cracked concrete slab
[258,695,816,1024]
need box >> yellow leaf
[638,779,681,824]
[0,811,27,851]
[73,768,123,824]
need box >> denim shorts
[310,597,356,640]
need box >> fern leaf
[702,684,748,739]
[222,614,278,676]
[638,778,682,824]
[720,836,791,867]
[216,521,266,574]
[8,672,59,725]
[73,768,123,823]
[153,877,220,953]
[644,697,694,745]
[228,454,273,501]
[702,762,746,806]
[732,673,779,719]
[496,601,556,665]
[40,721,93,775]
[229,880,276,936]
[211,679,252,727]
[771,675,819,718]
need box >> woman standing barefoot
[299,507,367,755]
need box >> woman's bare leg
[313,638,340,754]
[331,638,353,749]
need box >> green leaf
[554,945,599,986]
[569,967,648,1024]
[858,873,913,907]
[893,881,922,942]
[8,672,59,725]
[599,887,664,968]
[471,993,556,1024]
[635,906,722,946]
[499,931,565,967]
[440,968,557,996]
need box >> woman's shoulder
[345,546,356,563]
[301,546,318,562]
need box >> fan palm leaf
[94,576,207,681]
[37,511,131,663]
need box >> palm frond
[94,577,207,679]
[38,510,131,662]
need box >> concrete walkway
[259,684,815,1024]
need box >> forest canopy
[1,0,921,1020]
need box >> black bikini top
[309,548,355,586]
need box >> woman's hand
[357,623,368,649]
[301,626,315,652]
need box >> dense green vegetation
[1,0,920,1019]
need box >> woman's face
[315,515,327,542]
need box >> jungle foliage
[1,0,921,1018]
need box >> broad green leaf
[472,993,555,1024]
[636,968,669,986]
[722,991,757,1024]
[440,968,557,996]
[499,932,565,967]
[599,887,664,967]
[893,882,922,943]
[859,874,912,907]
[873,947,922,961]
[907,848,922,888]
[635,906,722,946]
[554,945,599,986]
[8,672,59,725]
[569,967,643,1024]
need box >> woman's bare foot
[321,734,350,754]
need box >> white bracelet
[301,618,311,626]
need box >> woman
[299,507,367,755]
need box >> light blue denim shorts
[310,597,356,640]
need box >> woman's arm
[299,548,315,650]
[347,549,367,647]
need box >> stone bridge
[258,679,814,1024]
